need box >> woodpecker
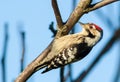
[35,22,103,73]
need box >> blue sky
[0,0,120,82]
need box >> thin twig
[60,67,65,82]
[84,0,119,12]
[68,65,73,82]
[52,0,63,27]
[64,70,70,82]
[1,23,9,82]
[49,22,57,37]
[74,28,120,82]
[20,32,25,72]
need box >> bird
[35,22,103,73]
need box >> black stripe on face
[86,30,95,38]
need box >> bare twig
[84,0,119,12]
[20,32,25,72]
[64,70,70,82]
[68,65,73,82]
[60,67,65,82]
[52,0,63,27]
[1,23,9,82]
[74,28,120,82]
[49,22,57,37]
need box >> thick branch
[52,0,63,27]
[15,41,53,82]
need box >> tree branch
[52,0,63,27]
[84,0,119,13]
[15,40,53,82]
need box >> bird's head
[79,22,103,41]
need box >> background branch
[20,32,25,72]
[60,67,65,82]
[1,23,9,82]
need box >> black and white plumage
[35,22,103,73]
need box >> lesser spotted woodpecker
[35,22,103,73]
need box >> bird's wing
[42,34,84,64]
[41,36,92,73]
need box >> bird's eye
[89,26,93,29]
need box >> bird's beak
[79,21,84,25]
[78,21,85,28]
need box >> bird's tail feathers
[34,63,47,72]
[41,68,52,74]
